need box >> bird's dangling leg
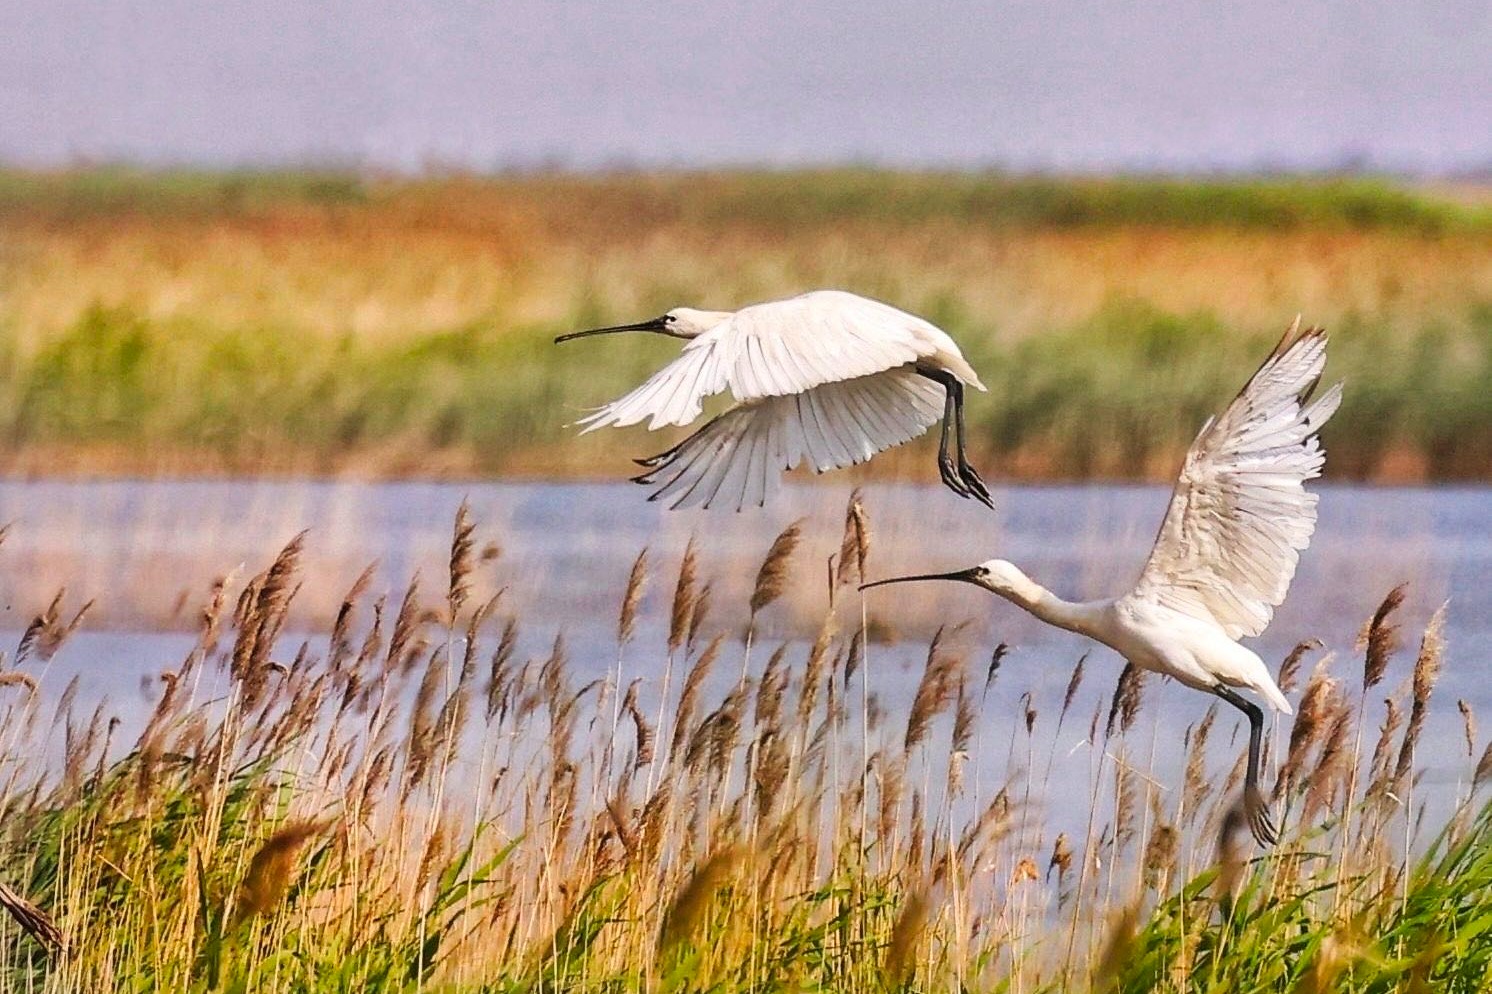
[949,379,993,509]
[933,384,973,499]
[913,365,984,498]
[1215,685,1278,847]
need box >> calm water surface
[1,479,1486,839]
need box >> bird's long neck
[995,568,1106,639]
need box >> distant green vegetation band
[2,299,1489,480]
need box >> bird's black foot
[1243,785,1278,848]
[938,453,972,498]
[958,460,994,509]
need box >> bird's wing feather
[634,367,945,510]
[719,292,942,401]
[575,337,730,432]
[1129,320,1343,639]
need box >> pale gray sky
[2,0,1490,173]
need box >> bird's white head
[554,306,731,343]
[860,558,1033,599]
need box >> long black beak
[554,316,669,344]
[860,567,981,591]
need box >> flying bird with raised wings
[555,290,991,510]
[863,318,1342,847]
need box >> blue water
[0,479,1485,846]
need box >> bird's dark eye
[663,314,676,324]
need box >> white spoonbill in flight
[555,290,991,510]
[862,318,1342,847]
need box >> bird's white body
[982,569,1292,714]
[566,291,987,509]
[865,318,1341,844]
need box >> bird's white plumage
[861,318,1340,847]
[636,367,945,510]
[1127,320,1342,639]
[577,290,982,434]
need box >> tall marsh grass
[0,500,1486,992]
[2,169,1492,480]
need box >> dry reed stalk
[948,679,975,796]
[669,634,726,762]
[1048,832,1074,887]
[1058,653,1088,729]
[1105,662,1146,740]
[984,643,1008,697]
[1114,761,1138,850]
[835,488,870,587]
[668,539,698,655]
[1276,655,1338,800]
[617,547,649,646]
[1142,822,1179,891]
[754,643,790,735]
[1277,639,1322,696]
[1304,701,1354,822]
[230,532,306,708]
[657,845,744,953]
[233,820,327,925]
[328,563,375,676]
[686,582,714,653]
[385,576,423,677]
[884,886,930,985]
[0,878,63,951]
[1368,696,1404,792]
[0,671,38,695]
[485,617,519,721]
[1358,583,1407,690]
[750,519,804,621]
[1458,699,1477,758]
[1394,603,1446,785]
[1181,704,1219,820]
[17,588,94,664]
[621,678,655,770]
[795,618,837,735]
[447,499,475,623]
[842,629,864,690]
[904,628,962,753]
[1094,902,1140,992]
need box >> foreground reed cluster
[0,500,1487,992]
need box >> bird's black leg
[918,368,974,499]
[1215,684,1278,847]
[949,379,993,509]
[935,378,971,498]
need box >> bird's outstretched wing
[632,367,945,510]
[1128,319,1343,639]
[577,339,729,432]
[577,291,970,434]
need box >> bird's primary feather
[633,367,945,510]
[1128,319,1343,639]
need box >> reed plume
[1359,583,1406,690]
[617,547,649,646]
[750,518,804,621]
[0,878,63,951]
[884,886,930,986]
[657,846,744,954]
[447,498,475,622]
[835,488,871,587]
[1277,638,1321,696]
[1394,602,1446,784]
[233,821,327,926]
[668,538,698,655]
